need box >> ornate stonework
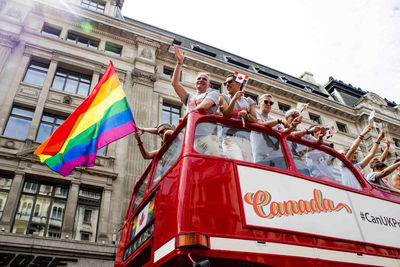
[6,6,22,20]
[131,68,157,86]
[140,48,152,60]
[0,32,19,48]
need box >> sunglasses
[263,100,274,105]
[158,128,167,136]
[223,79,235,86]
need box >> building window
[80,231,91,241]
[12,181,68,238]
[23,61,49,86]
[36,113,66,143]
[41,24,61,38]
[105,42,122,57]
[67,32,99,49]
[336,122,348,133]
[52,67,92,96]
[83,209,92,224]
[210,81,221,92]
[309,113,321,125]
[96,146,106,156]
[0,176,12,219]
[81,0,105,13]
[162,102,181,126]
[162,66,174,79]
[73,188,101,242]
[278,103,290,114]
[3,106,34,140]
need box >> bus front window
[288,140,362,190]
[129,172,150,216]
[152,127,185,187]
[194,122,287,169]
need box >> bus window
[129,171,150,216]
[152,127,185,187]
[287,140,362,190]
[194,122,287,169]
[250,130,287,169]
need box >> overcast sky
[121,0,400,104]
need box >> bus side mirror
[193,260,210,267]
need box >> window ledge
[19,82,43,89]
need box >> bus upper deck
[115,111,400,267]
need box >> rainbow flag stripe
[130,216,138,241]
[34,62,136,176]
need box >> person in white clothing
[251,94,285,165]
[172,46,219,115]
[219,74,257,161]
[171,46,219,156]
[367,160,400,188]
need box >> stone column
[104,1,111,15]
[0,33,19,73]
[97,186,112,243]
[0,171,25,231]
[99,40,106,52]
[61,181,80,239]
[90,70,100,93]
[109,37,161,241]
[0,46,29,134]
[26,59,58,140]
[109,69,159,232]
[60,28,68,41]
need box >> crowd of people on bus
[133,46,400,192]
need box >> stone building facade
[0,0,399,266]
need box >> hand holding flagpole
[232,72,250,127]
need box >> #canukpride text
[244,189,352,219]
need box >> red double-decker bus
[115,112,400,267]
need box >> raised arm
[379,137,390,162]
[171,46,188,102]
[375,160,400,180]
[359,131,385,168]
[315,127,327,144]
[346,125,372,160]
[134,132,157,159]
[137,126,158,135]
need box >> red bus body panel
[115,112,400,267]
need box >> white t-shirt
[221,94,255,118]
[366,172,390,187]
[251,112,283,164]
[185,88,219,137]
[184,88,219,114]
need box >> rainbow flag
[233,72,249,85]
[34,62,136,176]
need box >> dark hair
[373,162,387,171]
[394,158,400,164]
[156,123,174,130]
